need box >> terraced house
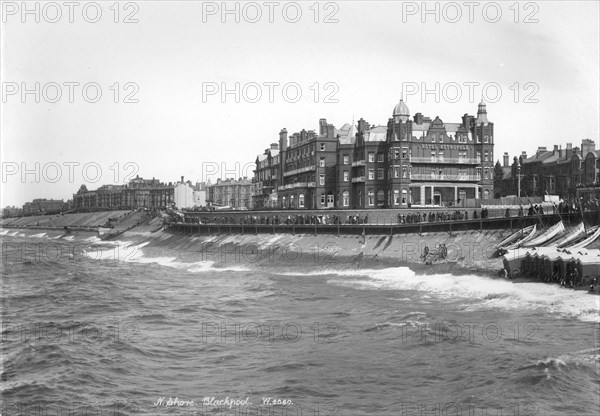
[496,140,600,200]
[253,99,495,209]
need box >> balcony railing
[410,157,481,164]
[351,176,365,183]
[351,160,365,167]
[410,174,480,181]
[283,165,316,177]
[277,182,316,191]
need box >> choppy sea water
[1,230,599,416]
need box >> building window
[402,148,408,159]
[439,134,444,142]
[484,190,490,199]
[394,167,400,178]
[402,189,408,204]
[342,191,349,207]
[368,169,375,180]
[438,150,444,162]
[343,171,349,182]
[484,135,489,143]
[484,151,489,162]
[343,155,349,165]
[299,194,304,208]
[431,133,436,141]
[476,151,481,162]
[368,152,375,162]
[394,189,400,205]
[476,168,481,179]
[358,190,362,207]
[377,169,384,180]
[402,167,407,178]
[320,157,325,167]
[431,151,436,161]
[368,190,374,206]
[320,194,326,205]
[484,168,489,179]
[319,174,325,186]
[320,143,325,151]
[377,153,384,162]
[394,149,400,159]
[377,190,385,206]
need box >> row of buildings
[207,178,259,209]
[72,176,207,211]
[253,99,496,209]
[7,99,598,217]
[4,176,259,218]
[494,140,600,202]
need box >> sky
[1,0,599,206]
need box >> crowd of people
[173,213,372,226]
[167,201,589,227]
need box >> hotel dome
[393,99,410,122]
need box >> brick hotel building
[253,99,495,210]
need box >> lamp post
[517,163,521,198]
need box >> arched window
[394,189,400,205]
[402,189,408,205]
[290,195,295,208]
[484,190,490,200]
[299,194,305,208]
[342,191,349,207]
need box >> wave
[83,241,249,273]
[283,266,600,323]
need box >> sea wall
[121,227,508,274]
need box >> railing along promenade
[165,210,598,237]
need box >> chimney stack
[521,151,527,160]
[279,128,288,151]
[566,142,573,158]
[319,118,327,136]
[181,176,184,183]
[582,139,596,156]
[503,152,509,167]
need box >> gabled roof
[338,123,356,145]
[523,150,554,164]
[364,126,387,142]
